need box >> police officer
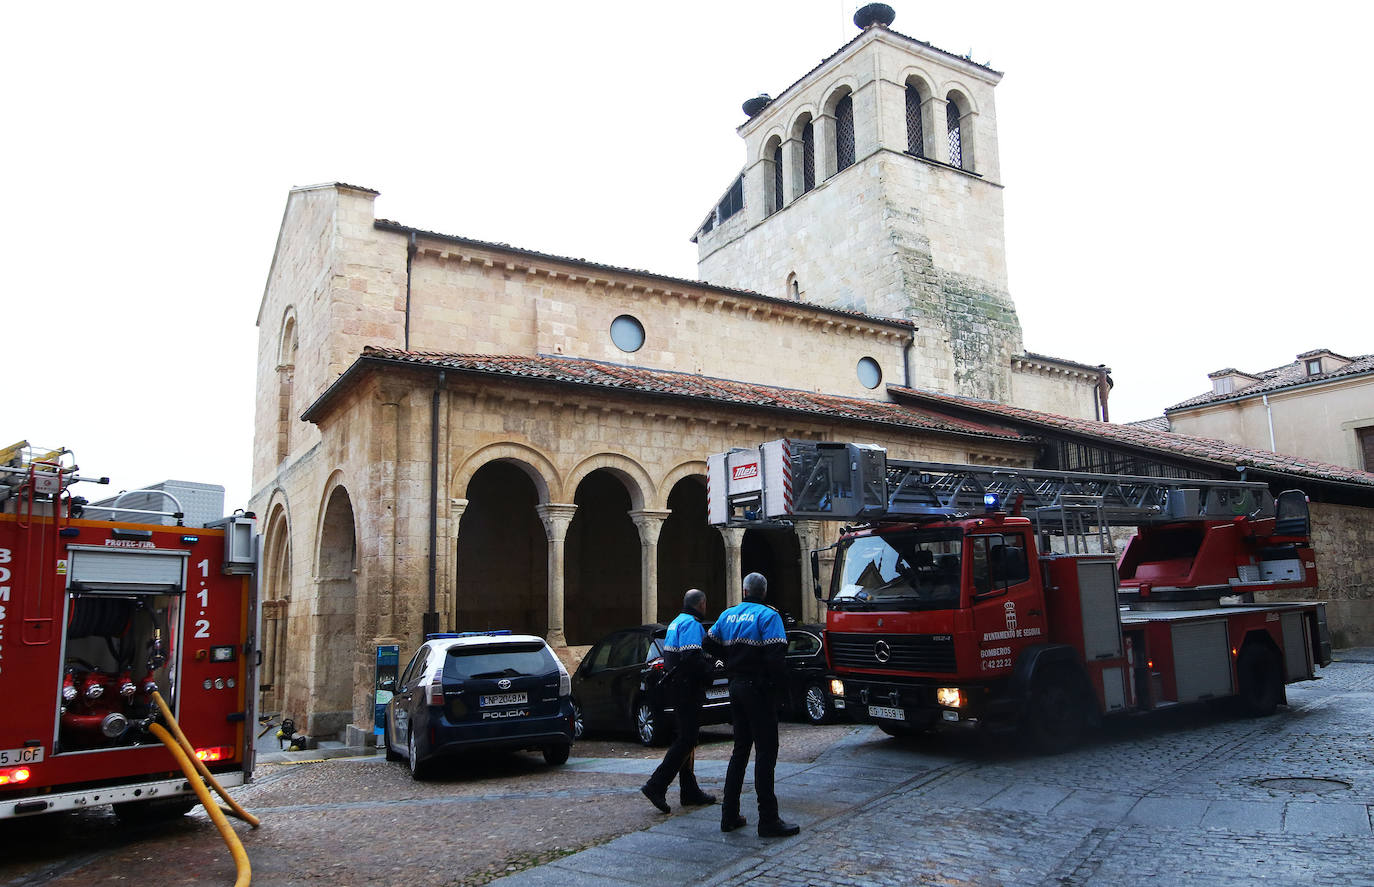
[708,572,799,838]
[640,589,718,813]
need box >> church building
[247,9,1237,741]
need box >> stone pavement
[492,650,1374,887]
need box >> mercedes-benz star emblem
[497,678,512,690]
[874,640,891,664]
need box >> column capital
[628,509,672,544]
[717,526,746,549]
[535,503,578,541]
[449,497,470,518]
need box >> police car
[383,631,575,779]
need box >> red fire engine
[0,444,258,819]
[709,440,1331,751]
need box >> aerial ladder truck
[708,440,1330,751]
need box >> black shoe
[681,791,717,806]
[720,815,747,832]
[758,818,800,838]
[640,784,670,814]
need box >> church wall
[402,241,915,402]
[1010,362,1102,420]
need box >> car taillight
[194,746,232,762]
[0,767,32,785]
[427,666,445,706]
[558,667,571,697]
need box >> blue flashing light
[983,492,1001,510]
[426,630,512,640]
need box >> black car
[782,624,843,725]
[383,632,575,779]
[570,624,731,745]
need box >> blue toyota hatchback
[384,632,575,779]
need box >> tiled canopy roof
[889,386,1374,491]
[1168,354,1374,411]
[304,349,1026,444]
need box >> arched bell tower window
[835,94,855,171]
[905,84,924,157]
[772,143,784,213]
[802,119,815,193]
[946,95,964,170]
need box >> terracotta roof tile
[1170,353,1374,410]
[890,386,1374,490]
[346,349,1026,442]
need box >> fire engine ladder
[880,459,1274,545]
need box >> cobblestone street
[4,654,1373,886]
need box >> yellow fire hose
[149,723,251,887]
[148,691,260,886]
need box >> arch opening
[566,469,641,643]
[314,485,358,738]
[456,460,549,637]
[657,477,726,621]
[742,528,802,623]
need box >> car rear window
[443,642,556,680]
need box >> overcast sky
[6,1,1370,512]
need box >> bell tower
[693,4,1023,403]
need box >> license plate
[868,705,905,721]
[479,692,528,707]
[705,686,729,700]
[0,746,43,765]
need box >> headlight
[828,678,845,697]
[936,687,963,708]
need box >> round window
[857,357,882,389]
[610,315,645,353]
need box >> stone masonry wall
[1301,502,1374,647]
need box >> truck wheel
[1236,643,1283,717]
[384,720,403,762]
[1027,665,1088,754]
[803,682,832,725]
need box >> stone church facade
[249,16,1110,740]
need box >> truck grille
[827,633,957,673]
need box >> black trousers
[723,681,779,822]
[644,686,704,798]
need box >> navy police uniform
[642,609,714,804]
[708,599,789,827]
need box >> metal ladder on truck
[713,440,1279,553]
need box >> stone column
[444,498,469,633]
[629,509,672,625]
[927,97,950,165]
[783,136,803,202]
[718,526,746,607]
[536,503,578,648]
[814,113,837,181]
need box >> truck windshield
[831,528,963,610]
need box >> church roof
[304,348,1027,445]
[889,386,1374,492]
[375,219,917,334]
[1166,353,1374,411]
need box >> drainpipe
[1263,394,1276,452]
[424,370,445,637]
[404,231,417,350]
[903,327,916,388]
